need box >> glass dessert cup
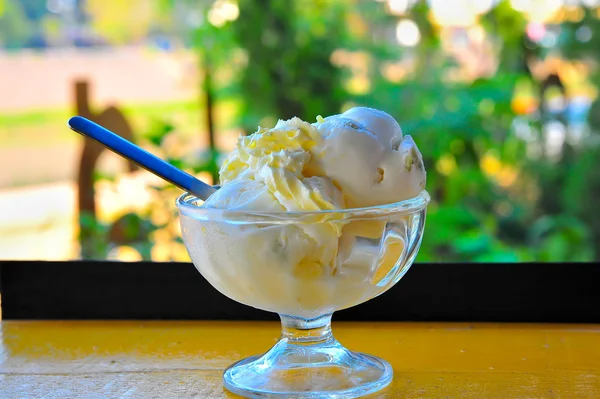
[176,190,430,398]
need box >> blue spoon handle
[68,116,217,200]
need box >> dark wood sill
[1,261,599,322]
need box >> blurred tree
[84,0,171,44]
[77,0,599,262]
[0,0,33,49]
[18,0,47,21]
[232,0,348,132]
[547,7,600,255]
[345,2,534,262]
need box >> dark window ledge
[1,261,599,322]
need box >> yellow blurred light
[566,6,585,22]
[208,0,239,27]
[548,7,566,23]
[381,62,408,83]
[208,9,227,27]
[436,154,457,176]
[497,166,518,188]
[586,85,598,101]
[150,207,172,227]
[396,19,421,46]
[151,242,172,262]
[197,172,214,186]
[171,242,191,262]
[480,152,502,177]
[111,246,143,262]
[330,49,351,66]
[346,75,371,95]
[331,50,370,75]
[168,217,183,237]
[152,227,172,244]
[95,172,155,223]
[557,59,592,92]
[510,0,563,23]
[511,95,538,115]
[220,0,239,20]
[347,12,368,37]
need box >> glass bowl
[176,190,430,398]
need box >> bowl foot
[223,337,393,398]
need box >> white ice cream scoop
[314,107,426,208]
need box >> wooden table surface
[0,321,599,398]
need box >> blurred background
[1,0,599,263]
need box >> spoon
[68,116,219,201]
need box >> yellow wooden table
[0,321,599,398]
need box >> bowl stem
[279,313,334,344]
[223,312,393,398]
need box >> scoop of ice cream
[314,107,426,208]
[219,117,343,212]
[217,107,426,210]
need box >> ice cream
[314,107,426,207]
[179,107,427,316]
[211,106,425,211]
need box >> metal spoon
[68,116,219,201]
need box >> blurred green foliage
[190,0,597,263]
[10,0,593,262]
[231,0,348,132]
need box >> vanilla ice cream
[179,107,427,317]
[213,107,425,210]
[314,107,425,207]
